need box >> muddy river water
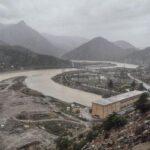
[0,62,138,106]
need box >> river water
[0,61,138,107]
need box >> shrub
[134,92,150,113]
[73,140,87,150]
[56,137,71,150]
[102,113,127,130]
[86,130,99,142]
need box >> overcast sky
[0,0,149,48]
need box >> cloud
[0,0,149,47]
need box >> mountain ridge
[113,40,137,50]
[43,33,88,56]
[124,47,150,65]
[63,37,135,61]
[0,21,62,57]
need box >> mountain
[113,40,137,50]
[0,45,71,71]
[43,34,88,56]
[0,40,8,45]
[124,47,150,65]
[63,37,135,61]
[0,21,61,57]
[0,23,5,30]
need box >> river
[0,61,138,107]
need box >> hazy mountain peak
[43,33,88,55]
[16,20,26,26]
[114,40,136,49]
[63,36,135,61]
[91,37,108,42]
[0,21,61,57]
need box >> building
[92,90,145,119]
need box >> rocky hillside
[63,37,135,61]
[85,111,150,150]
[0,45,71,71]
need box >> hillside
[0,45,71,71]
[124,47,150,65]
[0,21,61,57]
[63,37,135,61]
[43,34,88,56]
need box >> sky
[0,0,149,48]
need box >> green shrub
[134,92,150,113]
[56,137,71,150]
[102,113,127,130]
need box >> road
[128,73,150,91]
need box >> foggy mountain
[0,21,62,57]
[63,37,135,61]
[0,40,8,46]
[113,40,138,50]
[124,47,150,65]
[0,23,5,30]
[43,34,88,55]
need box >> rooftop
[93,90,145,105]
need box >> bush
[56,137,71,150]
[102,113,127,130]
[73,140,87,150]
[86,130,99,142]
[134,92,150,113]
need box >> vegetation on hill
[102,113,127,130]
[0,45,71,72]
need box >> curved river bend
[0,62,138,107]
[0,69,101,107]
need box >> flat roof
[93,90,145,106]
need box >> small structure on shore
[92,90,144,119]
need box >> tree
[134,92,150,113]
[86,130,98,142]
[131,80,136,90]
[102,113,127,130]
[138,83,144,91]
[73,140,87,150]
[56,137,71,150]
[107,79,113,89]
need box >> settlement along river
[0,62,138,107]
